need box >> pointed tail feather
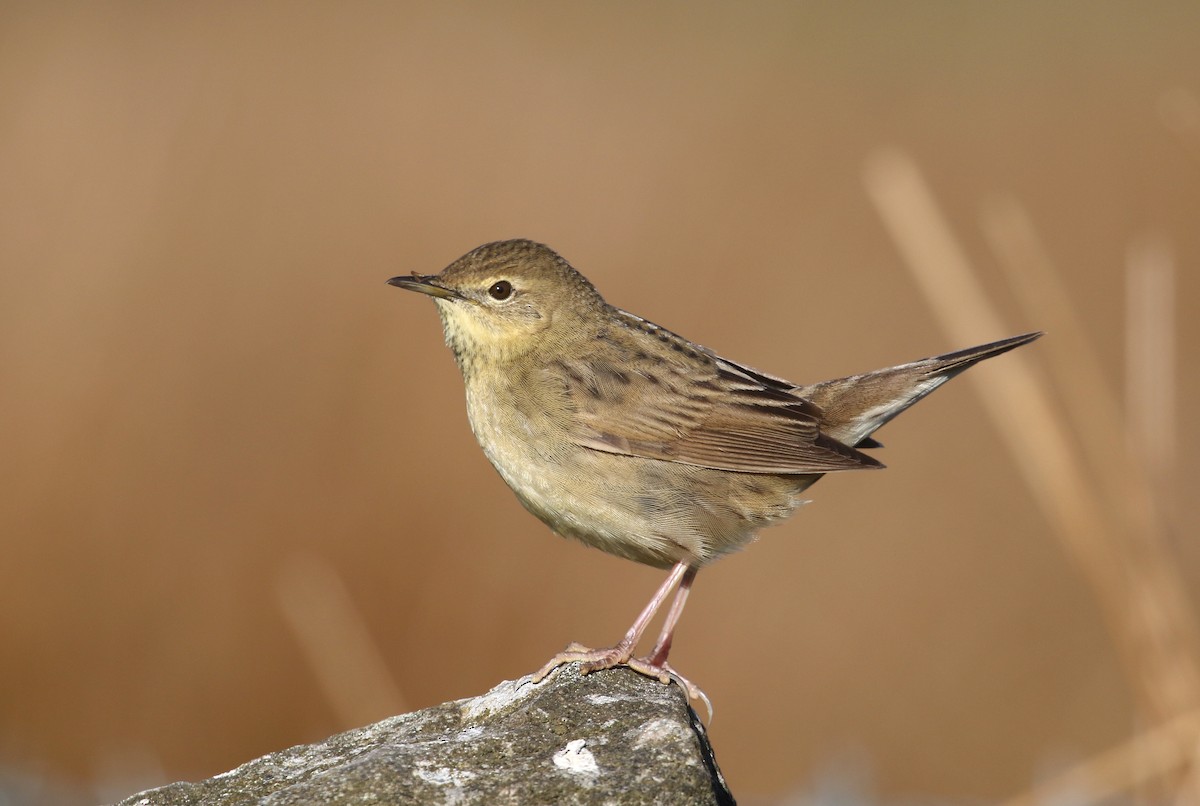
[796,332,1042,448]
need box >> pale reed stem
[275,553,408,726]
[864,147,1200,802]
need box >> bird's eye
[488,280,513,300]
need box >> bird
[388,238,1040,711]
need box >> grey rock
[115,663,734,805]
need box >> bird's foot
[531,641,635,683]
[627,656,713,724]
[532,644,713,723]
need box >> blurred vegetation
[1,3,1197,804]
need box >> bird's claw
[531,642,634,683]
[531,645,713,724]
[627,657,713,724]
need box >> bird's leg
[532,561,713,720]
[636,565,696,667]
[626,566,712,720]
[532,561,688,683]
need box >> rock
[115,663,735,805]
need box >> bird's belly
[473,415,683,567]
[464,388,812,569]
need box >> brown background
[1,3,1197,803]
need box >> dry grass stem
[983,206,1200,802]
[864,147,1200,800]
[1125,235,1177,506]
[981,200,1199,720]
[862,149,1125,616]
[998,709,1200,806]
[274,553,408,726]
[1158,87,1200,161]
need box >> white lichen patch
[454,725,485,742]
[413,765,477,786]
[633,717,689,748]
[552,739,600,776]
[585,693,622,706]
[460,675,538,720]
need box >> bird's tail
[794,332,1042,450]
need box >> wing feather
[551,311,881,474]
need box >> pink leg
[532,561,689,682]
[643,565,697,667]
[532,561,713,721]
[626,566,712,720]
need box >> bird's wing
[549,314,881,474]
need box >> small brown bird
[389,239,1039,710]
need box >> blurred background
[1,2,1197,804]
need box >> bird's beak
[386,274,462,300]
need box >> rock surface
[115,663,734,805]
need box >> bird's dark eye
[488,280,513,300]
